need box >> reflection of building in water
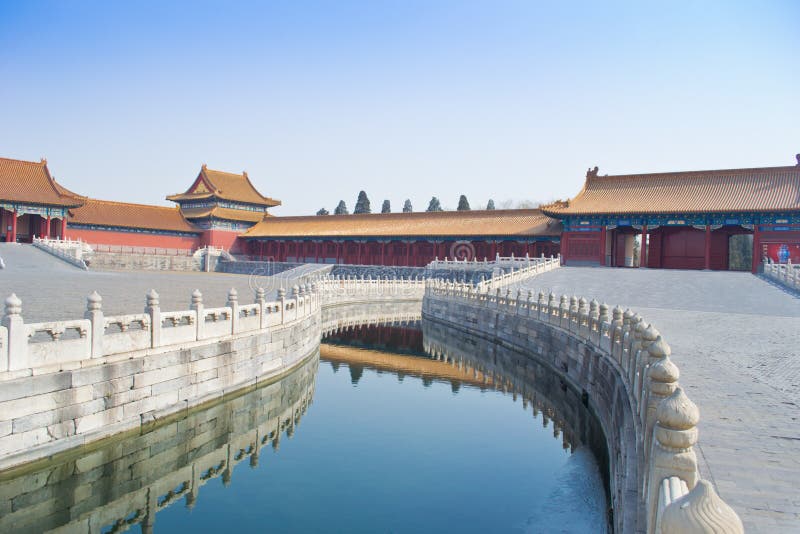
[321,343,495,390]
[0,355,318,534]
[421,320,609,484]
[323,323,423,355]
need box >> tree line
[316,193,501,215]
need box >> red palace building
[1,154,798,273]
[541,163,800,272]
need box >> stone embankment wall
[422,282,743,534]
[0,277,425,471]
[0,356,318,534]
[87,251,202,271]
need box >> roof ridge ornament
[586,166,599,179]
[795,153,799,166]
[201,163,207,170]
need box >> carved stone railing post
[559,295,569,328]
[611,306,624,362]
[578,297,588,335]
[191,289,204,340]
[145,289,160,348]
[644,337,678,469]
[228,288,239,333]
[646,387,700,533]
[569,296,578,332]
[278,288,286,324]
[256,287,266,329]
[85,291,104,358]
[635,324,661,401]
[3,294,26,371]
[659,479,744,534]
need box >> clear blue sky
[1,1,797,215]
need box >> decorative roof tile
[542,165,800,216]
[167,165,281,207]
[243,209,561,238]
[70,198,200,233]
[0,157,85,207]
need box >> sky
[1,0,798,215]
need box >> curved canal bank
[0,343,610,534]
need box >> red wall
[248,238,559,266]
[66,227,200,250]
[200,230,244,253]
[561,231,602,265]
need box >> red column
[45,216,51,239]
[751,226,761,273]
[10,211,17,243]
[640,225,648,268]
[560,233,568,265]
[61,217,68,239]
[704,225,711,270]
[357,242,362,264]
[380,242,385,265]
[599,226,606,265]
[336,242,341,264]
[405,242,410,266]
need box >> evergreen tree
[486,199,495,210]
[316,207,329,216]
[381,199,391,213]
[457,195,471,211]
[402,199,413,213]
[426,197,443,212]
[334,200,349,215]
[354,191,371,214]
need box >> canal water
[0,327,609,534]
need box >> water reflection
[0,355,318,534]
[324,323,610,532]
[0,323,609,533]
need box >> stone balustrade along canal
[0,275,425,470]
[0,255,747,533]
[423,280,744,534]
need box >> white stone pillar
[228,288,239,334]
[145,289,160,348]
[2,294,26,371]
[646,387,700,533]
[85,291,104,358]
[191,289,204,340]
[256,287,266,329]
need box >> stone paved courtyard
[515,267,800,533]
[0,244,296,322]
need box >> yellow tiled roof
[542,166,800,216]
[243,209,561,238]
[0,157,85,208]
[167,165,281,207]
[70,198,200,233]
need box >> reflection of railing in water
[421,320,607,462]
[0,355,318,534]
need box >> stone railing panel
[25,319,91,368]
[158,311,197,346]
[199,307,232,339]
[237,303,261,333]
[103,314,151,356]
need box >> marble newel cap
[660,480,744,534]
[657,387,699,430]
